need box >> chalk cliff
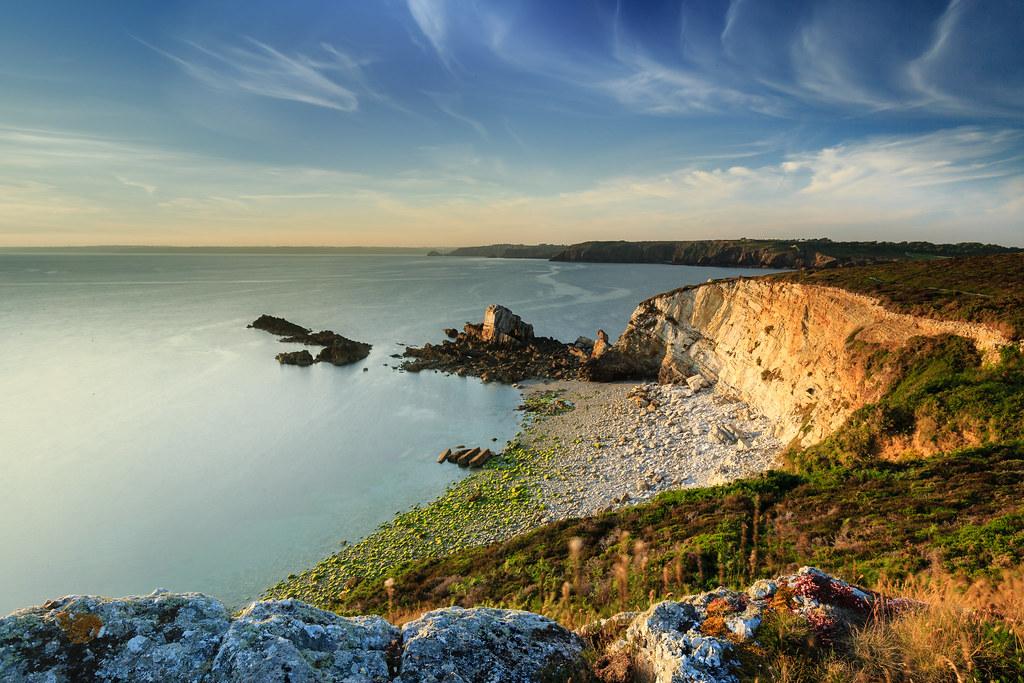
[599,278,1013,446]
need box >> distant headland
[443,238,1020,268]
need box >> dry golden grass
[752,567,1024,682]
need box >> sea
[0,250,767,614]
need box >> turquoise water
[0,251,763,614]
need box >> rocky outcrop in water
[0,597,587,683]
[249,314,310,337]
[479,304,535,345]
[250,315,372,368]
[400,305,583,383]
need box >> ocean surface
[0,250,768,614]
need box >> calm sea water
[0,251,764,614]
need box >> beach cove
[0,250,768,613]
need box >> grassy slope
[317,341,1024,618]
[776,252,1024,339]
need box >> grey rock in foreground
[400,607,590,683]
[617,567,878,683]
[210,600,398,682]
[0,589,229,682]
[0,597,585,683]
[0,568,882,682]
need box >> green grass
[317,442,1023,618]
[791,337,1024,470]
[263,440,563,610]
[776,252,1024,339]
[297,336,1024,620]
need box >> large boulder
[399,607,590,683]
[210,600,398,682]
[316,338,373,366]
[620,567,878,683]
[0,590,230,682]
[480,305,535,345]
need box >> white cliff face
[616,279,1012,446]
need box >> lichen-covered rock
[399,607,590,683]
[622,567,880,682]
[625,601,735,683]
[210,600,398,682]
[0,589,229,682]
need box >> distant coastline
[443,238,1021,269]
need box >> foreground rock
[401,305,588,383]
[0,569,887,682]
[587,567,885,683]
[1,597,590,683]
[211,600,398,682]
[400,607,590,683]
[0,590,229,682]
[250,314,372,368]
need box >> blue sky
[0,0,1021,246]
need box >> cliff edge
[591,276,1014,446]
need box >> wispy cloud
[137,36,369,112]
[407,0,453,70]
[2,123,1021,247]
[426,92,487,138]
[115,175,156,195]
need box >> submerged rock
[399,607,590,683]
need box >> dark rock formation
[401,306,583,384]
[316,338,373,366]
[249,314,310,337]
[250,315,372,368]
[276,350,316,366]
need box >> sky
[0,0,1022,247]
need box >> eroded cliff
[602,278,1013,446]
